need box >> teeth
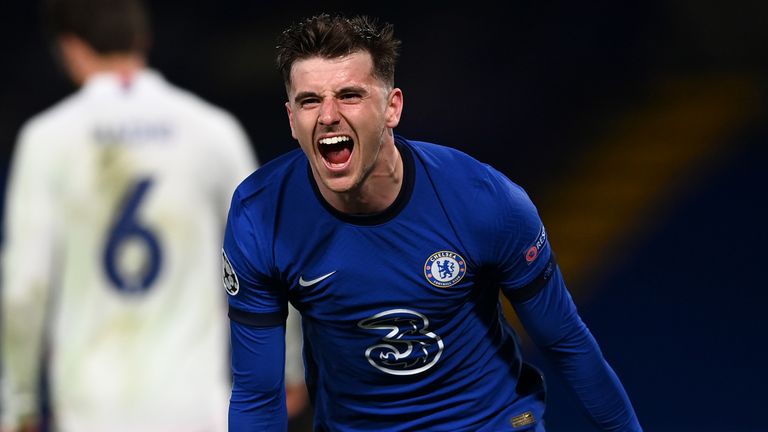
[319,136,351,145]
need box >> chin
[321,175,358,194]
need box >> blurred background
[1,0,766,431]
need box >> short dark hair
[276,14,401,91]
[45,0,151,55]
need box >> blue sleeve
[509,267,643,431]
[223,187,289,430]
[229,320,288,431]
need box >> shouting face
[285,51,403,199]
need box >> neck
[323,136,403,215]
[77,54,145,85]
[58,36,147,86]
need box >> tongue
[325,146,351,165]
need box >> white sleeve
[213,112,258,216]
[1,122,59,429]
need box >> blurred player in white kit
[0,0,306,431]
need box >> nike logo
[298,271,336,287]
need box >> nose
[318,98,340,126]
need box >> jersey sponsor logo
[358,309,444,375]
[424,250,466,287]
[222,249,239,296]
[298,271,336,287]
[524,225,547,265]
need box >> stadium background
[1,1,766,431]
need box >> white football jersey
[1,70,261,432]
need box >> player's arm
[228,316,288,431]
[1,124,57,431]
[505,258,642,431]
[223,194,288,431]
[488,173,641,431]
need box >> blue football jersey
[224,137,558,431]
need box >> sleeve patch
[524,225,548,265]
[222,249,240,296]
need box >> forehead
[289,51,378,94]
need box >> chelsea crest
[424,251,466,287]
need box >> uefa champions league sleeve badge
[222,249,240,295]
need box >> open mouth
[318,135,354,167]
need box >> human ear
[385,88,403,128]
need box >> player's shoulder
[16,91,88,146]
[404,137,544,260]
[404,137,479,167]
[230,148,306,213]
[146,71,242,130]
[403,136,531,206]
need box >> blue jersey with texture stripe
[223,137,641,431]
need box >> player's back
[5,70,255,432]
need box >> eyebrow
[337,85,368,95]
[292,86,369,103]
[293,91,317,103]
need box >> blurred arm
[1,126,57,431]
[284,304,308,419]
